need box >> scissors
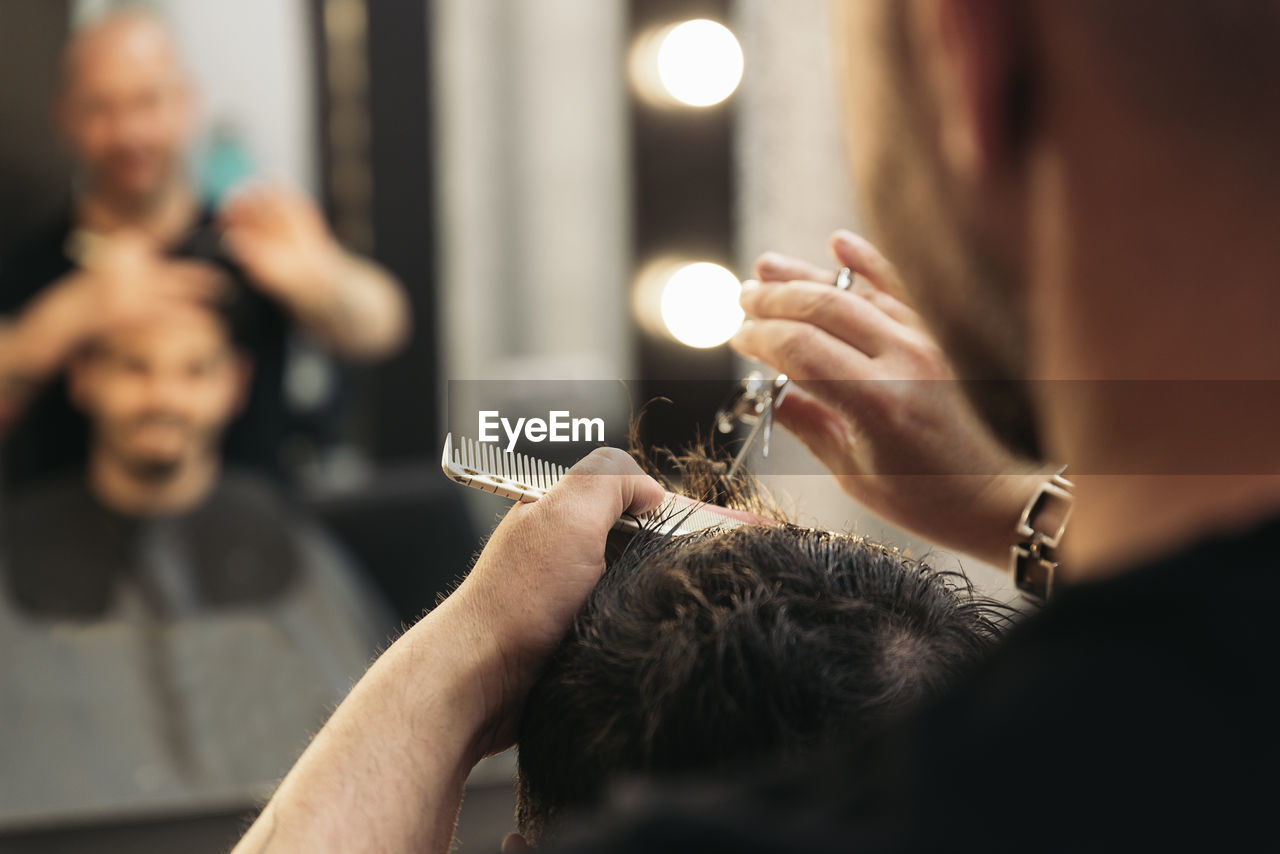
[716,267,856,477]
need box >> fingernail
[757,253,782,271]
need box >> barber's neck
[76,175,198,246]
[1028,125,1280,583]
[88,445,219,517]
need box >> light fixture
[630,19,744,108]
[635,260,745,349]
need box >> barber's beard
[866,150,1043,461]
[870,163,1042,460]
[80,153,182,219]
[858,31,1043,462]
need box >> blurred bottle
[197,119,255,204]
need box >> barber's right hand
[435,448,664,760]
[732,230,1050,568]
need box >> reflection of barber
[0,11,409,489]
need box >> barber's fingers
[88,257,225,310]
[829,230,901,295]
[523,447,665,535]
[732,313,880,386]
[752,234,919,326]
[222,181,324,231]
[217,186,267,229]
[128,266,229,317]
[771,386,864,477]
[829,230,920,326]
[753,251,833,284]
[739,280,904,358]
[162,259,228,301]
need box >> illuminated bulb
[659,262,745,348]
[657,20,743,107]
[633,19,742,108]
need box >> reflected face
[833,0,1040,458]
[72,310,245,480]
[59,19,192,207]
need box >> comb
[441,433,752,537]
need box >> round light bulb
[655,19,744,107]
[659,262,745,348]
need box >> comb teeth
[449,434,568,496]
[441,434,746,536]
[652,501,744,534]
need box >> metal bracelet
[1011,468,1074,602]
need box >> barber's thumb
[557,447,665,517]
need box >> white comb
[441,433,752,537]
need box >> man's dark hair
[514,444,1012,845]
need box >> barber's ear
[501,832,533,853]
[914,0,1029,180]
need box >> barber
[0,12,409,488]
[234,0,1280,847]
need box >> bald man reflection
[0,10,408,489]
[0,306,390,821]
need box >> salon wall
[432,0,633,386]
[0,0,71,256]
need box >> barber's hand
[441,448,664,758]
[226,450,661,854]
[733,230,1049,568]
[0,232,221,426]
[219,183,349,312]
[76,230,223,323]
[49,231,221,343]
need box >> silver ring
[834,267,854,291]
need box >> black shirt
[0,210,289,491]
[555,516,1280,851]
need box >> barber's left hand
[437,448,665,759]
[219,183,349,312]
[227,449,661,854]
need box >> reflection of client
[0,305,391,821]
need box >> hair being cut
[514,441,1012,845]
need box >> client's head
[68,304,250,511]
[513,448,1010,846]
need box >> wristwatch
[1010,467,1074,603]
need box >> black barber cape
[0,470,392,827]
